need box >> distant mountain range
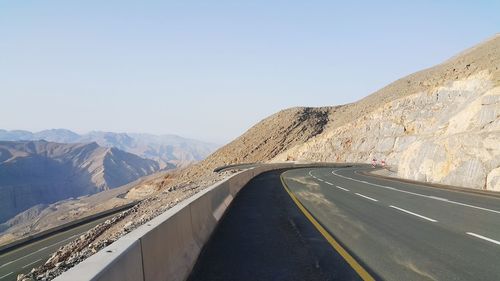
[0,140,159,223]
[0,129,219,169]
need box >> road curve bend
[283,167,500,281]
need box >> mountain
[0,130,219,169]
[272,34,500,190]
[80,132,217,169]
[164,34,500,191]
[0,140,159,223]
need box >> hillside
[128,34,499,202]
[0,130,218,169]
[0,140,159,223]
[274,34,500,190]
[119,107,333,197]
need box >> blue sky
[0,1,498,143]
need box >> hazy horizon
[1,1,499,143]
[0,128,221,145]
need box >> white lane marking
[37,246,48,252]
[466,232,500,245]
[22,258,42,268]
[0,234,80,268]
[355,193,378,202]
[332,169,500,215]
[389,205,438,222]
[0,272,13,279]
[51,234,79,246]
[336,185,350,191]
[428,196,449,201]
[310,171,338,186]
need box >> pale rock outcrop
[275,71,499,190]
[487,167,500,191]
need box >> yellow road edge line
[280,174,376,281]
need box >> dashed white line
[332,169,500,215]
[335,185,350,191]
[37,246,48,252]
[325,182,334,186]
[389,205,438,222]
[355,193,378,202]
[22,258,42,268]
[466,232,500,245]
[0,272,13,279]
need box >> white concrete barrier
[55,163,346,281]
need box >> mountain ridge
[0,129,219,169]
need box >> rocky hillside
[0,129,218,169]
[186,107,331,172]
[120,107,333,197]
[0,140,159,223]
[274,34,500,190]
[134,35,500,193]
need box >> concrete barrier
[55,163,348,281]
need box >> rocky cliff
[274,35,500,190]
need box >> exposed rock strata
[275,35,500,190]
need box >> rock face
[0,129,218,169]
[0,140,159,223]
[274,35,500,190]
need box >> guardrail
[55,163,349,281]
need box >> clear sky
[0,1,498,143]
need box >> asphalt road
[0,214,117,281]
[283,167,500,281]
[188,170,366,281]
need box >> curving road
[283,167,500,281]
[188,169,365,281]
[189,166,500,281]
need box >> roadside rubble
[18,170,233,281]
